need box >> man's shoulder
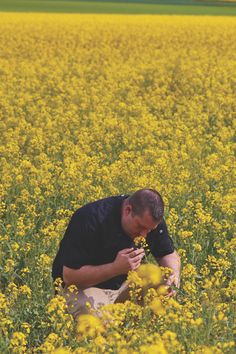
[75,194,128,224]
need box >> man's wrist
[110,261,120,277]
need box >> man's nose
[140,229,150,237]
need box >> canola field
[0,13,236,354]
[1,0,236,15]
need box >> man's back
[52,194,174,290]
[52,195,130,289]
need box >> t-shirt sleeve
[60,209,98,269]
[146,219,175,258]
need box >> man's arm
[63,247,145,288]
[156,250,181,294]
[63,263,118,288]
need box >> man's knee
[58,285,113,320]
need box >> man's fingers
[129,248,145,258]
[120,248,135,254]
[131,258,143,266]
[166,274,175,287]
[132,261,142,270]
[119,248,145,256]
[166,288,177,298]
[130,253,145,263]
[131,256,144,267]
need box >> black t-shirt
[52,195,175,290]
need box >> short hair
[127,188,164,222]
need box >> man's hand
[166,273,180,297]
[113,248,145,275]
[156,251,181,298]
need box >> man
[52,189,181,319]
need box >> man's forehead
[135,211,158,229]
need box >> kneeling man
[52,188,181,319]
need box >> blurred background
[0,0,236,15]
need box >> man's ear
[125,204,132,215]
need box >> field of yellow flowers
[0,12,235,353]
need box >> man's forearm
[157,250,181,287]
[63,263,119,288]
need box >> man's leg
[114,282,130,303]
[58,285,120,320]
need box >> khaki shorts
[58,282,130,320]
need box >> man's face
[121,204,159,239]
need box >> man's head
[121,188,164,239]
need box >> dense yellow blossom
[140,344,167,354]
[150,298,166,315]
[76,314,105,339]
[0,11,235,354]
[137,263,162,286]
[9,332,27,353]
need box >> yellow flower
[157,285,168,296]
[38,332,62,353]
[21,322,31,334]
[51,348,72,354]
[4,258,15,273]
[193,243,202,252]
[134,236,149,251]
[0,292,8,310]
[19,285,32,298]
[76,314,105,339]
[9,332,27,353]
[150,298,166,315]
[136,264,162,287]
[179,230,193,239]
[140,343,167,354]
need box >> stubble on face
[121,201,158,239]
